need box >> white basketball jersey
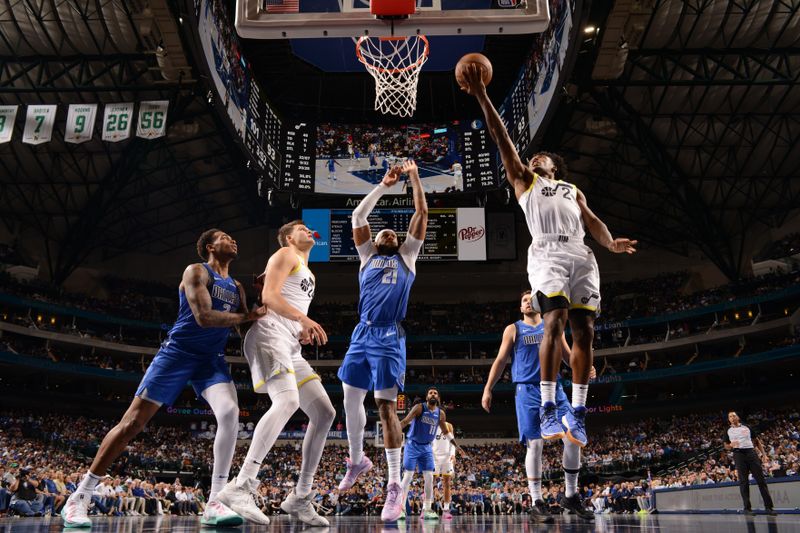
[262,254,315,336]
[518,174,585,241]
[452,163,463,177]
[433,425,454,458]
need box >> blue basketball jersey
[511,320,545,383]
[408,403,440,444]
[328,158,336,171]
[369,153,377,165]
[165,263,240,356]
[358,254,415,325]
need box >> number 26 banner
[136,100,169,139]
[102,103,134,142]
[64,104,98,144]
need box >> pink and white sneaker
[338,456,374,491]
[381,482,404,522]
[443,510,453,520]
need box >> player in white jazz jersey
[461,66,637,448]
[450,161,463,190]
[217,220,335,527]
[432,421,457,519]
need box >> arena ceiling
[0,0,798,283]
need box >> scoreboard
[244,77,281,186]
[281,122,315,192]
[303,207,488,262]
[460,120,497,190]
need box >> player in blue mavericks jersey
[398,387,465,521]
[61,229,265,529]
[337,159,427,522]
[482,290,595,522]
[327,156,341,182]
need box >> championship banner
[22,105,57,145]
[136,100,169,139]
[64,104,97,144]
[102,103,134,142]
[0,105,18,144]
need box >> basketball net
[356,35,429,117]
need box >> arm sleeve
[352,183,388,228]
[723,430,731,443]
[399,235,424,275]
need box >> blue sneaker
[562,406,588,447]
[540,402,565,440]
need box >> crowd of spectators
[1,406,796,517]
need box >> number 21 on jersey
[382,268,398,285]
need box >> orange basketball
[455,53,493,90]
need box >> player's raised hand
[381,165,402,188]
[609,238,638,254]
[590,366,597,380]
[299,315,328,345]
[481,389,493,413]
[459,64,487,97]
[401,159,419,178]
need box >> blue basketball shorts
[515,382,572,442]
[135,343,232,406]
[338,322,406,392]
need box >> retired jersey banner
[64,104,97,144]
[101,103,134,142]
[22,105,57,145]
[136,100,168,139]
[0,105,18,144]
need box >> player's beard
[376,243,399,256]
[428,398,439,407]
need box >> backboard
[235,0,549,39]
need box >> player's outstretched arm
[183,264,264,327]
[234,280,266,336]
[399,403,423,429]
[459,64,532,199]
[351,165,402,246]
[482,324,515,413]
[262,248,328,345]
[576,189,637,255]
[404,160,428,241]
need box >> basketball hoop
[356,35,429,117]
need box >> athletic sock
[237,459,261,487]
[540,381,556,405]
[528,479,542,501]
[76,471,102,497]
[572,384,589,409]
[209,474,228,502]
[385,448,402,484]
[565,471,579,497]
[443,502,450,511]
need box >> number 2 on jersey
[381,268,398,285]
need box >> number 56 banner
[136,100,169,139]
[22,105,57,145]
[65,104,97,144]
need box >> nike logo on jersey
[385,331,396,337]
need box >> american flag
[263,0,299,13]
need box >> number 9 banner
[136,100,169,139]
[65,104,97,144]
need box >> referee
[723,411,777,515]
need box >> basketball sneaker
[530,499,554,524]
[562,406,588,447]
[442,509,453,520]
[561,494,594,521]
[215,479,270,525]
[338,456,374,491]
[540,402,566,440]
[381,482,403,522]
[61,493,92,528]
[200,500,244,527]
[280,490,330,526]
[422,509,438,520]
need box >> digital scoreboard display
[460,120,497,190]
[302,208,488,262]
[244,76,281,185]
[281,122,315,192]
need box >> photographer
[0,466,13,516]
[9,467,44,517]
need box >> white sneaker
[280,490,329,527]
[61,493,92,528]
[216,479,270,525]
[201,500,244,527]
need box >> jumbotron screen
[313,122,497,195]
